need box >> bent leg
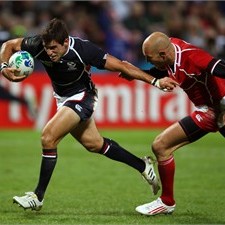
[135,116,210,215]
[42,106,81,149]
[35,106,81,201]
[152,121,191,161]
[153,117,208,206]
[70,117,146,173]
[153,122,189,205]
[71,118,161,193]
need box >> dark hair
[41,18,69,45]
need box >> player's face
[145,53,167,71]
[43,39,69,62]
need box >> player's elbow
[1,38,22,55]
[104,54,128,73]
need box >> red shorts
[191,107,219,132]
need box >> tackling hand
[155,77,179,92]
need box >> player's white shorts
[53,89,98,121]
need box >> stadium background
[1,1,225,129]
[1,2,225,224]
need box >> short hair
[41,18,69,45]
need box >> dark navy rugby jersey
[21,35,107,96]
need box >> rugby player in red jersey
[132,32,225,215]
[0,19,178,211]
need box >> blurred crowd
[0,1,225,69]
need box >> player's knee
[151,135,167,157]
[41,129,57,149]
[82,137,103,153]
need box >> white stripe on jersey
[211,59,221,74]
[69,37,92,75]
[69,36,85,64]
[65,36,90,81]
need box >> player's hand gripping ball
[9,51,34,77]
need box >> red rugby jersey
[167,38,225,108]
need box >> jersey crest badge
[67,62,77,71]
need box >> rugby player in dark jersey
[0,19,177,211]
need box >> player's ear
[64,38,69,45]
[159,51,166,58]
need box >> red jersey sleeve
[187,48,213,72]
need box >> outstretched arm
[104,55,178,91]
[0,38,26,82]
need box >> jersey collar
[62,36,72,57]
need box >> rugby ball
[9,50,34,77]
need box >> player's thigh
[156,116,209,149]
[152,122,190,160]
[70,117,103,152]
[154,121,190,151]
[42,106,80,145]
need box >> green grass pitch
[0,129,225,224]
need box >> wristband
[151,78,158,86]
[151,78,160,88]
[0,62,9,72]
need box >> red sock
[158,156,175,206]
